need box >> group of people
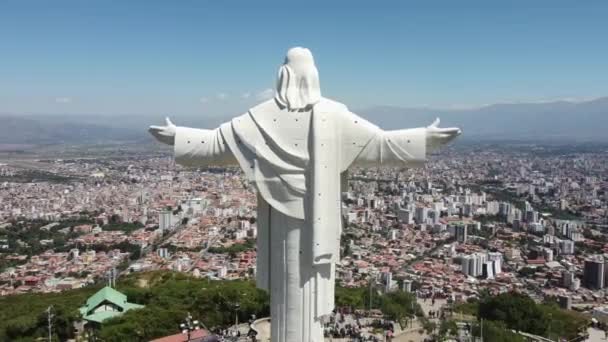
[323,310,397,341]
[206,328,251,342]
[324,324,364,340]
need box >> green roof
[80,286,144,323]
[82,311,122,324]
[86,286,128,310]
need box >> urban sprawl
[2,142,608,325]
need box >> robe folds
[173,97,427,320]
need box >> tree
[422,320,436,335]
[540,302,588,340]
[335,286,366,309]
[379,292,420,326]
[472,320,526,342]
[0,272,269,341]
[438,320,458,339]
[472,292,588,340]
[517,267,537,278]
[478,292,547,336]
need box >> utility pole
[107,268,117,288]
[368,277,373,311]
[410,300,415,328]
[547,313,552,341]
[234,303,241,335]
[47,306,54,342]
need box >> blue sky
[1,0,607,117]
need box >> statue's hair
[275,47,321,110]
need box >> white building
[159,210,173,232]
[560,240,575,255]
[462,252,502,279]
[414,207,428,224]
[397,209,413,224]
[455,225,467,243]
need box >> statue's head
[275,47,321,110]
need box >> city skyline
[2,2,608,341]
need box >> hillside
[0,271,268,341]
[0,115,141,145]
[359,96,608,141]
[1,96,607,144]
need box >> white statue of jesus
[149,47,461,342]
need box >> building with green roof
[79,286,144,325]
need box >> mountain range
[1,97,607,145]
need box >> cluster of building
[460,252,502,279]
[1,143,608,322]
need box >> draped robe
[173,97,426,341]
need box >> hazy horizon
[2,1,608,117]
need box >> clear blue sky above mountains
[1,0,607,117]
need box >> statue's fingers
[165,117,174,126]
[429,118,440,128]
[440,127,461,135]
[149,127,173,138]
[157,131,173,137]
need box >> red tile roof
[150,329,209,342]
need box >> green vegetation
[0,257,27,272]
[0,217,144,273]
[478,292,588,340]
[0,271,269,342]
[474,214,502,225]
[0,284,100,341]
[335,285,368,309]
[335,286,421,328]
[471,320,526,342]
[102,221,144,234]
[0,217,93,258]
[536,203,581,220]
[453,299,479,316]
[453,293,588,340]
[0,273,588,341]
[0,170,76,184]
[438,320,458,338]
[208,239,255,257]
[84,241,142,260]
[484,188,526,210]
[98,272,268,341]
[422,319,437,335]
[541,301,590,341]
[478,292,546,336]
[583,228,608,243]
[380,291,421,324]
[517,266,538,278]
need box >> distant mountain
[359,96,608,141]
[0,115,140,145]
[1,97,607,144]
[0,112,229,145]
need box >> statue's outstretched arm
[352,117,461,168]
[149,117,238,167]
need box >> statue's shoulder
[248,99,280,115]
[316,97,349,113]
[319,98,379,132]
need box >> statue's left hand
[426,118,461,152]
[149,117,177,146]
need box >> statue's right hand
[148,117,177,146]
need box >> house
[79,286,143,325]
